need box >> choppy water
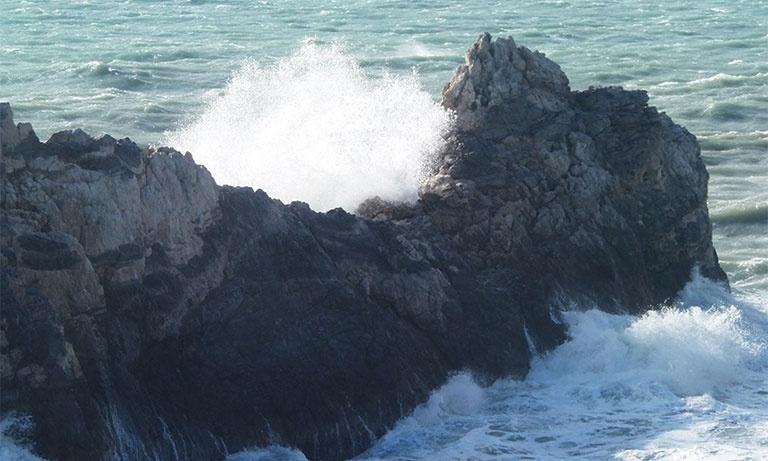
[2,1,767,460]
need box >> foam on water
[3,277,766,460]
[356,274,768,460]
[167,42,452,212]
[216,274,768,460]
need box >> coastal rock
[425,32,725,310]
[0,34,725,461]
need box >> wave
[393,41,456,58]
[73,61,152,91]
[698,129,768,153]
[76,61,115,77]
[688,72,768,88]
[702,102,751,122]
[224,274,768,460]
[712,204,768,226]
[166,42,452,212]
[6,271,765,461]
[5,275,766,460]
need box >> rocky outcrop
[0,33,725,461]
[418,33,726,310]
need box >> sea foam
[167,42,452,212]
[5,275,765,460]
[357,273,768,460]
[221,275,768,460]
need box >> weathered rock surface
[419,33,726,311]
[0,33,725,461]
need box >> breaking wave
[167,42,452,212]
[358,274,768,460]
[5,274,767,460]
[220,273,768,460]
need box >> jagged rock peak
[1,102,37,154]
[442,32,571,130]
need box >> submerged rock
[0,34,725,461]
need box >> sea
[1,1,767,460]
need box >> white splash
[409,372,485,426]
[534,305,761,396]
[167,43,452,212]
[7,275,767,461]
[359,274,768,460]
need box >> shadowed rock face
[1,34,725,461]
[418,33,726,310]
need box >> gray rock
[1,103,22,153]
[0,33,725,461]
[425,33,725,310]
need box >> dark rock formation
[0,33,725,461]
[420,33,726,310]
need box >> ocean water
[1,1,767,460]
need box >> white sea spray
[167,43,452,212]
